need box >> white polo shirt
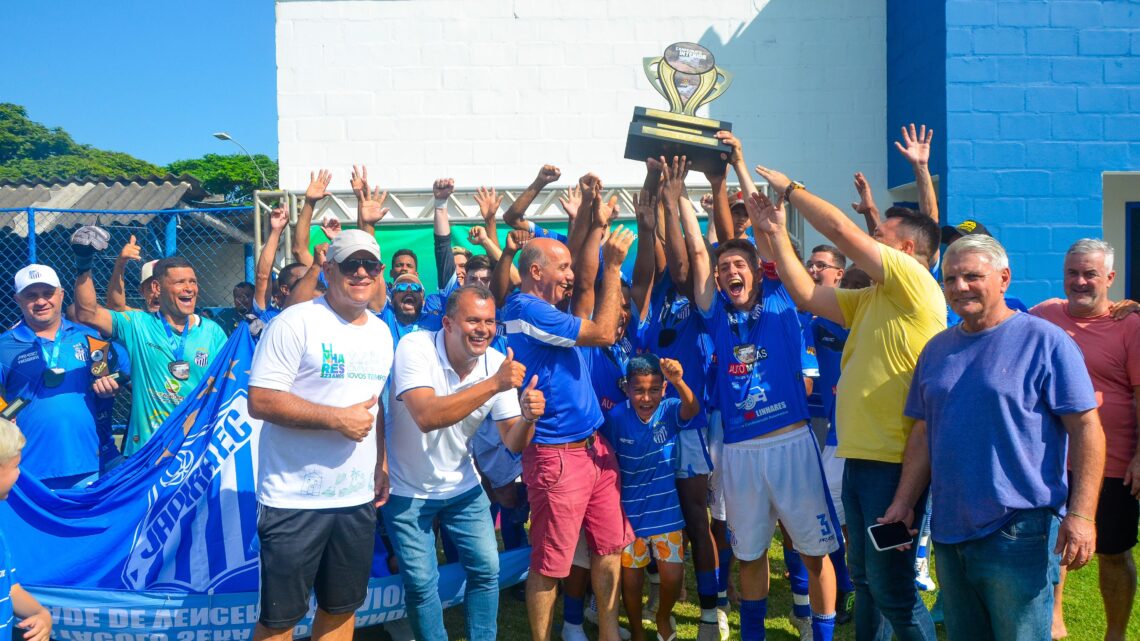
[388,329,521,500]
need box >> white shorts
[572,529,590,569]
[721,425,840,560]
[707,410,727,522]
[820,444,846,526]
[674,422,713,479]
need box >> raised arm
[474,186,503,252]
[755,165,889,284]
[660,357,699,422]
[746,190,845,323]
[895,123,939,222]
[680,180,715,313]
[630,188,658,321]
[576,227,635,346]
[73,268,114,338]
[106,234,141,312]
[851,171,882,235]
[254,207,287,312]
[293,169,332,266]
[468,226,503,262]
[492,230,531,307]
[503,164,560,230]
[1057,408,1106,570]
[569,175,614,320]
[432,177,457,288]
[559,184,588,259]
[285,243,327,308]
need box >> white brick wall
[277,0,888,233]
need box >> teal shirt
[111,311,227,455]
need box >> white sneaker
[791,615,814,641]
[385,617,417,641]
[716,608,730,641]
[561,622,590,641]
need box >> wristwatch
[783,180,805,202]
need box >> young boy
[600,355,700,641]
[0,418,52,641]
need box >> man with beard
[378,273,443,345]
[73,246,226,455]
[385,285,545,641]
[677,156,840,641]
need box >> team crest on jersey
[652,422,669,444]
[194,349,209,368]
[733,343,768,364]
[73,343,87,362]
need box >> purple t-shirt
[905,313,1097,544]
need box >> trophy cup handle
[696,67,734,111]
[643,56,670,103]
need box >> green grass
[355,544,1140,640]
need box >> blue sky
[4,1,277,166]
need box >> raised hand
[851,171,877,216]
[118,234,141,262]
[468,225,488,246]
[660,155,689,208]
[305,169,333,204]
[715,130,744,166]
[579,173,602,205]
[494,347,527,392]
[269,206,289,231]
[700,192,715,214]
[433,177,455,201]
[351,165,370,199]
[520,375,545,421]
[334,396,378,442]
[659,357,684,385]
[894,123,933,166]
[313,242,330,266]
[753,165,792,196]
[603,225,636,265]
[535,164,561,186]
[745,190,786,235]
[505,229,534,254]
[475,186,502,222]
[319,215,342,240]
[360,186,389,225]
[558,185,582,220]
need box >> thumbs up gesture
[118,235,141,262]
[520,375,545,422]
[334,395,378,441]
[494,347,527,392]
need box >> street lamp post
[212,131,271,189]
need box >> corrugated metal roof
[0,175,207,211]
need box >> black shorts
[1095,477,1139,555]
[257,502,376,629]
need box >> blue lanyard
[35,326,63,370]
[157,313,194,361]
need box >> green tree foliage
[0,103,163,182]
[165,153,279,203]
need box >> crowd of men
[0,124,1137,641]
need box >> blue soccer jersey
[377,306,444,346]
[600,398,692,537]
[811,316,849,447]
[582,335,632,414]
[634,273,713,422]
[503,292,602,444]
[0,531,13,636]
[699,278,812,444]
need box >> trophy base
[624,107,733,175]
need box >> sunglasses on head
[392,282,424,294]
[337,258,383,277]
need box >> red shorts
[523,433,634,578]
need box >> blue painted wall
[890,0,1140,304]
[887,0,947,189]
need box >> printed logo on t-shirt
[652,422,670,445]
[17,351,38,365]
[193,349,209,368]
[736,384,769,411]
[73,343,87,362]
[321,343,346,378]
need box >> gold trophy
[624,42,734,173]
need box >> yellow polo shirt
[834,244,946,463]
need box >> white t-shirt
[388,329,521,500]
[250,297,394,509]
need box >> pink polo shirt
[1030,299,1140,478]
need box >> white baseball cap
[140,260,158,283]
[328,229,381,263]
[14,264,61,294]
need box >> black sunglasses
[337,258,383,277]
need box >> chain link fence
[0,206,255,429]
